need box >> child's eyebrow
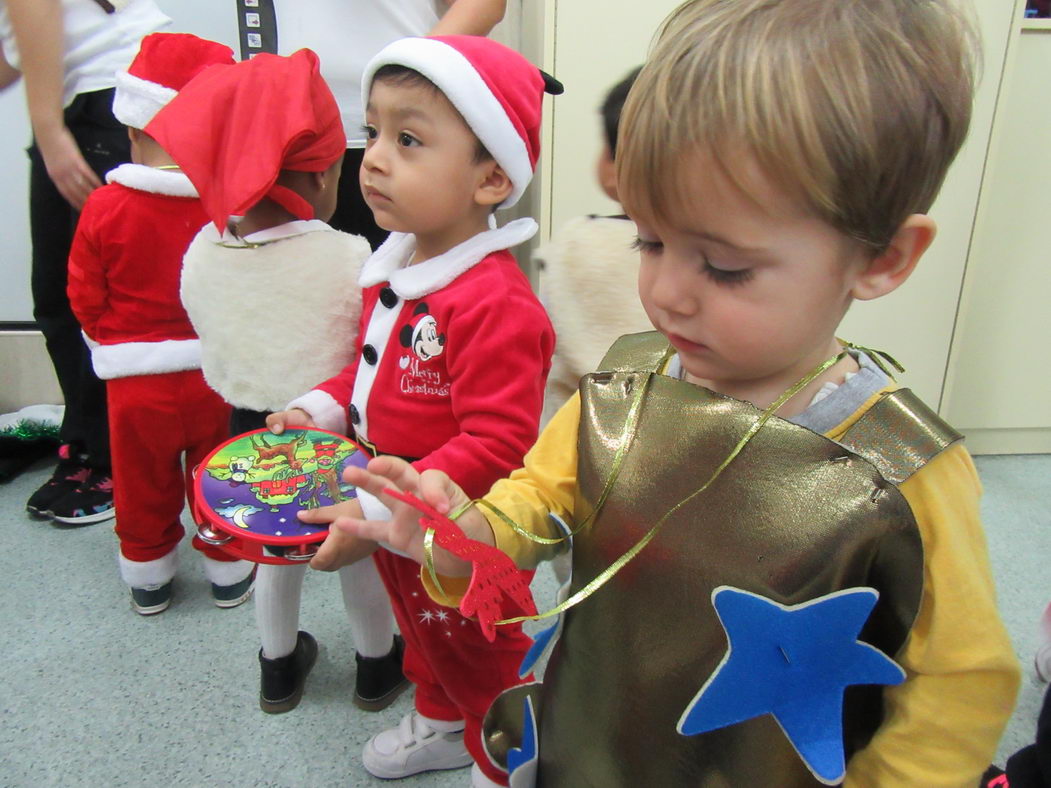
[366,101,433,126]
[686,229,766,254]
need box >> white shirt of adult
[0,0,170,108]
[273,0,441,148]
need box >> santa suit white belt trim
[87,336,202,380]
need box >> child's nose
[362,139,387,172]
[648,259,699,316]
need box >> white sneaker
[471,762,504,787]
[362,711,473,778]
[1037,603,1051,683]
[1036,641,1051,683]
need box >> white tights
[255,558,395,659]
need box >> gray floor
[2,453,1048,787]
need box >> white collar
[199,219,334,246]
[106,163,197,198]
[358,218,538,300]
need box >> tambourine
[193,428,370,565]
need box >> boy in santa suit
[265,36,560,787]
[146,50,399,719]
[66,33,254,615]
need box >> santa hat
[361,35,562,209]
[146,49,345,231]
[113,33,235,130]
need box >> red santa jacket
[67,163,206,379]
[291,219,554,499]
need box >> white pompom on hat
[361,35,562,209]
[113,32,235,130]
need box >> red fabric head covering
[145,49,345,231]
[361,35,561,209]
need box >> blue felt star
[677,586,905,785]
[519,619,560,678]
[507,694,538,788]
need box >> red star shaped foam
[384,489,536,641]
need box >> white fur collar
[198,219,334,246]
[106,163,198,198]
[359,218,538,299]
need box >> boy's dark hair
[372,64,492,164]
[600,66,642,157]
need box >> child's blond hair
[618,0,980,251]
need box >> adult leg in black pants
[26,89,130,525]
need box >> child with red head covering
[264,35,561,787]
[66,32,250,616]
[147,50,402,715]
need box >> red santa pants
[372,550,533,785]
[107,371,232,563]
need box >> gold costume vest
[484,333,962,787]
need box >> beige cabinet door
[942,11,1051,454]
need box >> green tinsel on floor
[0,418,61,443]
[0,411,62,483]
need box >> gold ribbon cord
[495,347,850,626]
[839,339,905,379]
[474,349,671,547]
[422,526,448,599]
[421,352,665,597]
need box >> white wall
[0,1,239,323]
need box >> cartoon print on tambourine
[194,428,369,563]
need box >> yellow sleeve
[844,443,1020,787]
[419,393,582,605]
[485,392,581,568]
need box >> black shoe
[130,581,173,616]
[259,631,318,714]
[354,634,410,711]
[26,448,91,518]
[49,467,115,526]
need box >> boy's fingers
[366,455,419,490]
[418,471,453,513]
[329,517,403,553]
[297,504,342,524]
[342,465,396,498]
[309,531,346,571]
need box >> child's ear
[596,145,619,203]
[851,215,936,301]
[311,170,327,192]
[474,162,513,208]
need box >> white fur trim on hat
[106,163,198,198]
[119,548,179,588]
[362,38,533,209]
[113,70,178,130]
[89,338,202,380]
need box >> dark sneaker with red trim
[26,446,90,518]
[49,468,116,525]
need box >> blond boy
[322,1,1020,785]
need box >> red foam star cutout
[383,489,536,641]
